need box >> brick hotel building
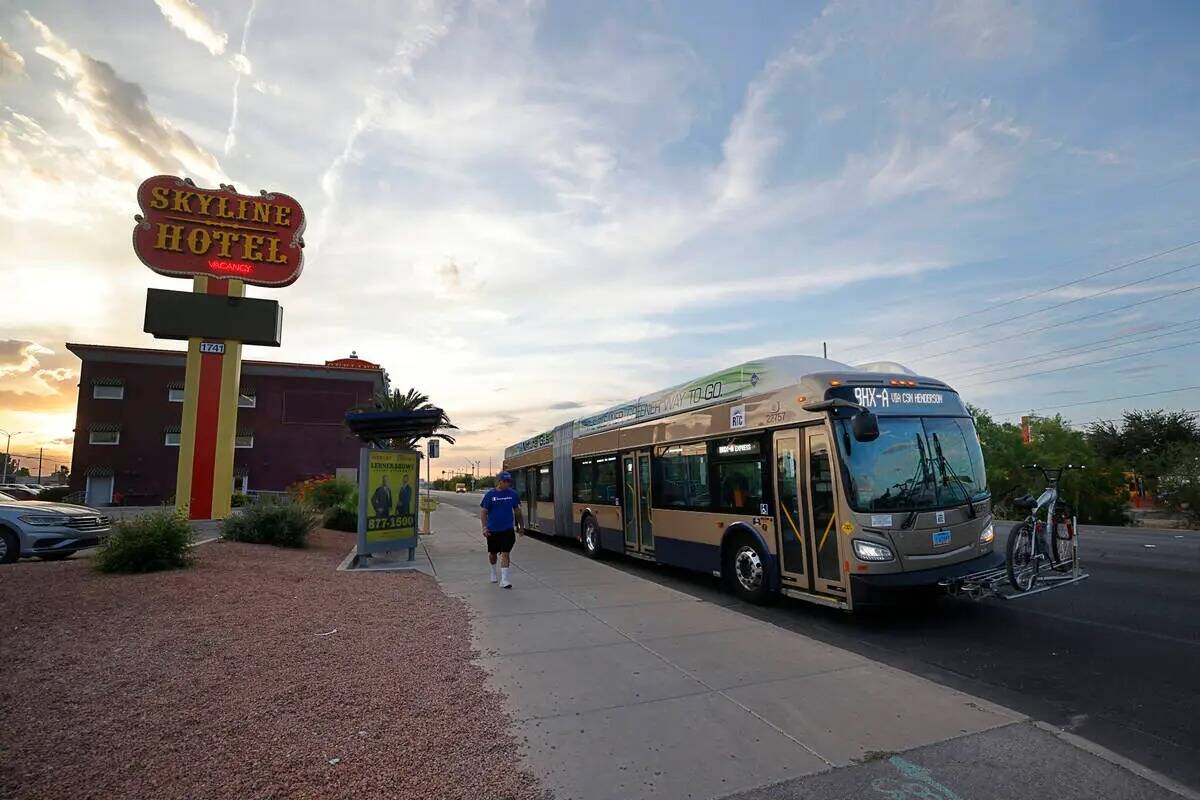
[67,344,387,506]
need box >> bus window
[712,436,765,514]
[715,461,764,513]
[513,469,527,499]
[594,456,618,504]
[574,459,594,503]
[653,442,710,508]
[537,465,553,502]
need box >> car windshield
[0,491,14,501]
[834,416,988,513]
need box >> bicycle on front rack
[1005,463,1085,592]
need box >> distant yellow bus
[503,356,995,611]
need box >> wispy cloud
[26,13,226,185]
[152,0,228,56]
[0,36,25,81]
[224,0,257,154]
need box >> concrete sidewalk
[423,504,1192,800]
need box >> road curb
[1033,721,1200,800]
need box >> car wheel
[0,527,19,564]
[725,533,773,605]
[582,515,602,559]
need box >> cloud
[927,0,1040,61]
[0,340,77,411]
[26,13,225,185]
[223,0,257,154]
[152,0,228,56]
[0,36,26,81]
[251,79,280,96]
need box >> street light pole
[1,429,26,484]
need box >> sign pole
[174,275,244,520]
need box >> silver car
[0,491,113,563]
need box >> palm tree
[353,387,458,450]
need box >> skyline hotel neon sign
[133,175,306,287]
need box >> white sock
[489,564,498,582]
[500,567,511,587]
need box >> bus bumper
[850,551,1003,603]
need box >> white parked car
[0,491,112,563]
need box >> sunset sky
[2,0,1199,476]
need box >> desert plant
[95,509,193,574]
[230,491,250,508]
[222,497,318,548]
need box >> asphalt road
[435,490,1200,790]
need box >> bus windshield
[834,416,988,513]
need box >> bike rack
[941,521,1089,601]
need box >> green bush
[36,486,72,502]
[230,492,250,508]
[324,504,358,532]
[223,497,318,548]
[305,478,356,512]
[95,509,193,574]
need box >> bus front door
[805,429,845,594]
[621,452,654,555]
[772,428,845,596]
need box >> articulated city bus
[502,356,995,611]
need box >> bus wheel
[582,516,602,560]
[726,534,771,604]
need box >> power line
[857,260,1200,363]
[908,283,1200,365]
[838,237,1200,357]
[945,319,1200,382]
[955,338,1200,389]
[1071,408,1200,428]
[992,385,1200,418]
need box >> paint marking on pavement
[871,757,965,800]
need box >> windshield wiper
[931,432,976,518]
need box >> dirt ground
[0,531,544,800]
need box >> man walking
[480,471,523,588]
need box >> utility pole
[1,429,26,484]
[37,448,43,483]
[823,341,828,359]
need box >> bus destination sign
[828,385,968,416]
[133,175,306,287]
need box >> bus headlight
[852,539,895,563]
[979,523,995,545]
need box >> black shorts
[486,529,516,554]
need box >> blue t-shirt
[481,488,521,531]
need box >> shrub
[288,474,335,505]
[37,486,72,502]
[223,497,318,548]
[95,509,193,574]
[304,478,356,512]
[230,492,250,508]
[324,504,358,532]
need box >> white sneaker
[489,569,498,583]
[500,567,511,589]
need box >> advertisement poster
[358,449,418,551]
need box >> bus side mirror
[851,410,880,442]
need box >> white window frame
[168,388,185,403]
[238,392,257,408]
[89,430,120,445]
[164,431,181,446]
[234,433,254,449]
[93,385,124,400]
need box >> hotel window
[235,433,254,449]
[93,384,124,400]
[168,388,185,402]
[89,430,120,445]
[164,432,181,446]
[238,391,257,408]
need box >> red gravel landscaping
[0,531,545,800]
